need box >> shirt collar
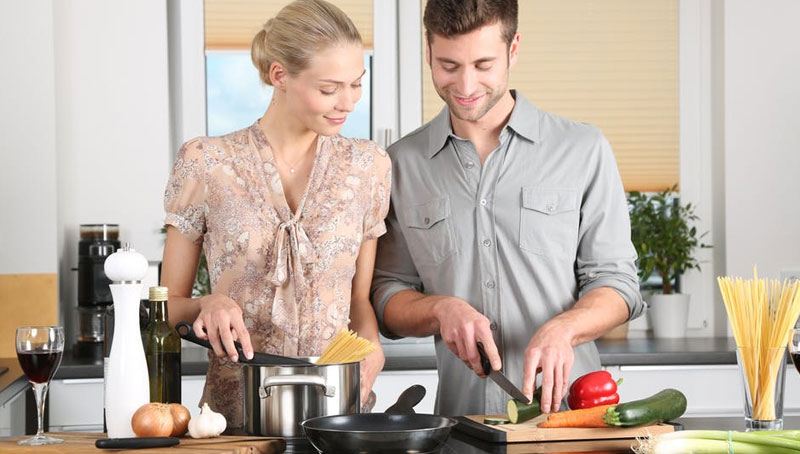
[505,90,541,144]
[425,90,541,159]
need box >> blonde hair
[251,0,362,86]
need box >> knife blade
[477,342,530,404]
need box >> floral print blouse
[164,122,391,427]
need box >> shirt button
[424,217,430,225]
[485,280,496,289]
[479,199,487,207]
[465,161,475,169]
[482,238,492,247]
[545,203,556,213]
[490,322,498,331]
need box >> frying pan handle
[385,384,426,415]
[259,375,336,398]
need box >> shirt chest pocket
[519,187,580,260]
[403,197,458,267]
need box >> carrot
[537,404,614,428]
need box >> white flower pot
[648,293,691,338]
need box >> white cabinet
[604,364,800,418]
[49,378,105,432]
[181,375,206,417]
[49,375,208,430]
[0,385,27,437]
[372,370,439,414]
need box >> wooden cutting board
[456,413,678,443]
[0,432,285,453]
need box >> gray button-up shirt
[371,91,644,417]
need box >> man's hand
[434,298,502,376]
[522,321,575,413]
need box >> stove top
[282,437,454,454]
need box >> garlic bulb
[188,403,227,438]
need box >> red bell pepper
[567,370,622,410]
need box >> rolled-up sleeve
[370,201,424,339]
[575,134,644,321]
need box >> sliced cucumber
[484,416,511,425]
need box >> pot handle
[259,375,336,398]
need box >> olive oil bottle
[143,286,181,403]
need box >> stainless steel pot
[243,357,360,437]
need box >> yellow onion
[169,403,191,437]
[131,403,173,437]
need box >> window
[205,51,372,138]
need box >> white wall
[52,1,172,336]
[0,0,58,275]
[723,0,800,279]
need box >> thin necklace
[274,149,313,174]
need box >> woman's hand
[193,293,254,362]
[359,346,385,410]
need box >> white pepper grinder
[103,243,150,437]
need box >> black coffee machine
[75,224,120,358]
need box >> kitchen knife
[477,342,530,404]
[95,437,180,449]
[176,321,313,366]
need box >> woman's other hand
[359,346,385,409]
[194,294,254,362]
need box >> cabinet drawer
[49,378,105,427]
[610,365,800,418]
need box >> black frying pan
[176,321,312,366]
[301,384,458,454]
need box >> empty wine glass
[15,326,65,446]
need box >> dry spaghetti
[315,329,376,365]
[718,268,800,420]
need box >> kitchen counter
[2,336,743,389]
[281,416,800,453]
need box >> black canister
[77,224,120,344]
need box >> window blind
[204,0,373,50]
[422,0,679,192]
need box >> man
[371,0,644,417]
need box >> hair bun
[262,18,275,34]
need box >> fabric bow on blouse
[267,216,317,339]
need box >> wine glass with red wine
[15,326,65,446]
[790,329,800,376]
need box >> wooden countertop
[0,432,285,453]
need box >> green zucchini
[506,386,543,424]
[507,399,541,424]
[484,416,511,425]
[604,388,687,427]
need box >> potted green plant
[628,186,709,338]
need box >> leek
[635,430,800,454]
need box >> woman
[160,0,390,428]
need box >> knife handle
[476,342,492,375]
[96,437,180,449]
